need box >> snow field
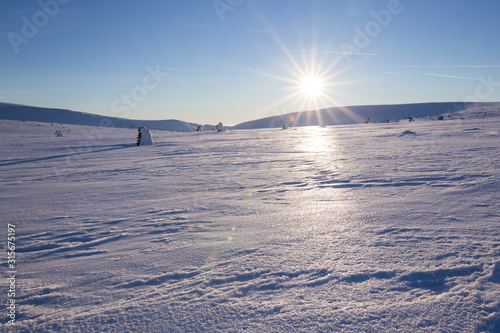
[0,113,499,332]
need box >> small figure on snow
[55,130,63,137]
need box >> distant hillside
[3,101,499,132]
[233,102,478,129]
[0,102,214,132]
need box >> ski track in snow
[0,109,499,332]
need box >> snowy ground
[1,112,499,332]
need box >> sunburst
[239,15,363,127]
[258,48,351,127]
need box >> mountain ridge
[2,101,500,131]
[233,102,474,129]
[0,102,213,132]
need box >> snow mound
[488,261,500,283]
[216,122,226,132]
[399,130,417,136]
[138,127,154,146]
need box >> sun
[300,76,324,97]
[246,43,355,124]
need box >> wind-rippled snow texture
[0,114,499,332]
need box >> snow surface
[0,111,499,332]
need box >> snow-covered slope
[0,112,499,332]
[0,102,214,132]
[234,102,500,129]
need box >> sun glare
[256,48,347,117]
[300,76,323,97]
[246,31,359,126]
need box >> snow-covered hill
[234,102,500,129]
[0,102,214,132]
[3,101,499,133]
[0,111,499,332]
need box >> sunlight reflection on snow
[299,126,335,153]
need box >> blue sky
[1,0,500,125]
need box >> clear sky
[1,0,500,125]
